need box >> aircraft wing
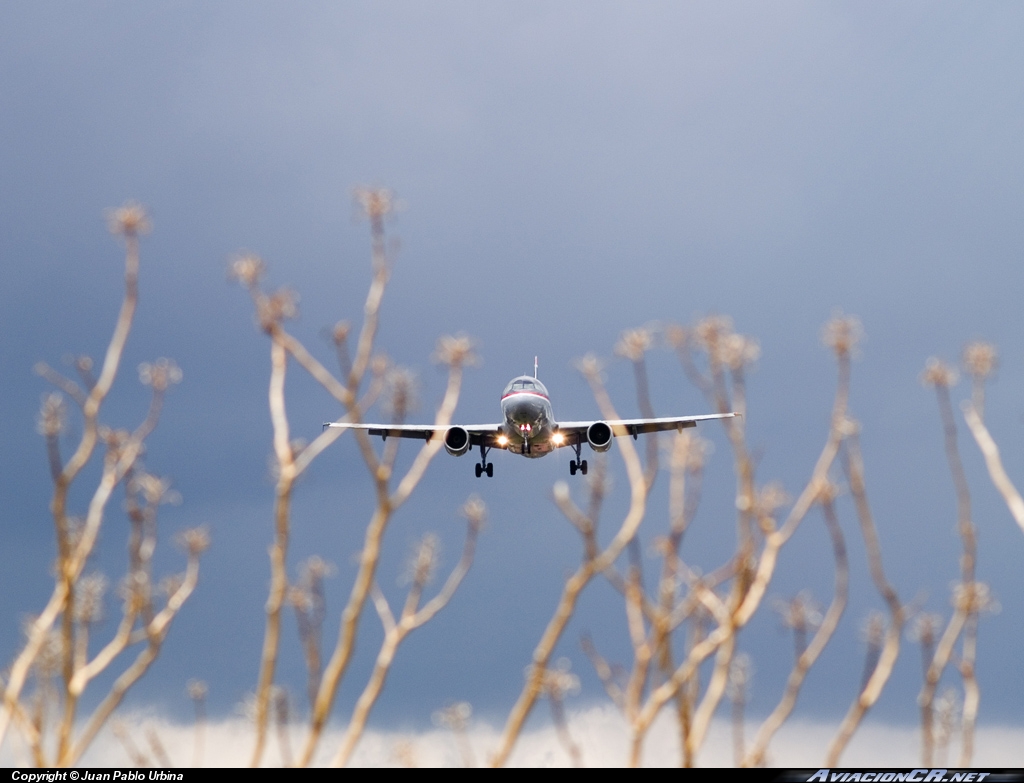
[324,421,507,448]
[553,412,737,441]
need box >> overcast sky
[2,1,1024,760]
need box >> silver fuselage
[500,376,558,457]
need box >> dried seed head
[460,494,487,532]
[229,253,267,287]
[131,473,179,506]
[692,315,734,355]
[37,392,67,438]
[291,557,332,614]
[178,526,211,557]
[106,202,151,237]
[236,692,258,723]
[300,555,335,584]
[907,612,944,644]
[935,686,961,721]
[756,482,790,517]
[75,573,108,624]
[403,534,439,587]
[814,478,843,505]
[287,585,313,612]
[615,327,655,362]
[120,571,151,612]
[256,288,299,330]
[921,358,959,389]
[331,320,351,345]
[772,591,823,632]
[572,353,605,381]
[540,658,581,700]
[101,427,132,460]
[138,358,183,391]
[720,333,760,371]
[684,434,713,472]
[432,334,478,368]
[962,341,997,382]
[822,312,863,358]
[187,679,208,701]
[552,480,571,505]
[727,653,753,700]
[33,630,64,676]
[951,581,998,614]
[383,367,418,417]
[860,611,886,645]
[354,187,396,221]
[432,701,472,730]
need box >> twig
[962,403,1024,536]
[332,502,483,766]
[743,489,848,766]
[825,430,904,766]
[490,359,649,767]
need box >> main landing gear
[569,436,588,476]
[475,443,493,478]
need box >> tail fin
[534,356,538,378]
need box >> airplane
[324,360,736,477]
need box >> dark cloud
[2,2,1024,738]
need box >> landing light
[497,434,509,446]
[552,433,565,445]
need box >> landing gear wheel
[570,461,578,476]
[580,460,588,476]
[475,443,493,478]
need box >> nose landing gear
[475,443,493,478]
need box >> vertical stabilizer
[534,356,538,378]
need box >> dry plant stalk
[0,205,206,767]
[909,342,1007,767]
[743,488,848,766]
[9,198,1015,770]
[915,359,983,766]
[824,425,904,765]
[332,498,485,767]
[187,679,207,768]
[490,354,652,767]
[540,659,584,767]
[494,314,859,767]
[236,188,479,767]
[960,342,1024,534]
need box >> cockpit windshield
[503,376,549,397]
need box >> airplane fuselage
[499,375,558,458]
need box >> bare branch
[963,402,1024,536]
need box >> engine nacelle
[587,421,613,453]
[444,426,472,457]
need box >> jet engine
[586,421,613,453]
[444,426,472,457]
